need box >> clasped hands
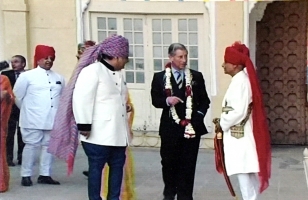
[167,96,184,106]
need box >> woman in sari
[0,75,14,192]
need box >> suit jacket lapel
[9,70,16,86]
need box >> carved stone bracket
[250,0,276,22]
[81,0,92,14]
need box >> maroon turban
[224,42,272,194]
[34,45,55,68]
[84,40,96,47]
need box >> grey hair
[168,43,187,56]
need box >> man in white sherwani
[72,35,131,200]
[14,45,65,186]
[219,42,271,200]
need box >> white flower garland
[165,66,195,139]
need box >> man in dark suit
[151,43,211,200]
[1,55,26,166]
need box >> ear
[168,54,173,62]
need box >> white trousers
[237,173,259,200]
[20,128,53,177]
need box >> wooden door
[256,1,307,144]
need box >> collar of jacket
[100,59,115,71]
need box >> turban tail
[34,45,56,68]
[77,40,96,60]
[48,34,129,175]
[224,42,272,193]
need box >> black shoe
[21,177,33,186]
[18,160,22,165]
[7,161,15,167]
[82,171,89,177]
[37,176,60,185]
[163,196,175,200]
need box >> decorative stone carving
[303,148,308,188]
[81,0,92,14]
[250,0,275,22]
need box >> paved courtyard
[1,145,308,200]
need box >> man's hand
[167,96,183,106]
[80,131,90,139]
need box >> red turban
[34,45,56,68]
[84,40,96,47]
[224,42,272,193]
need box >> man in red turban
[14,44,65,186]
[219,42,271,200]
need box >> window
[178,19,199,71]
[97,17,118,42]
[93,15,201,84]
[124,18,145,83]
[152,18,199,72]
[152,19,172,72]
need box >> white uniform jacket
[220,71,259,176]
[72,61,130,146]
[13,67,65,130]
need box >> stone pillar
[303,148,308,188]
[2,1,29,68]
[212,1,244,123]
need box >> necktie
[16,72,20,79]
[175,71,182,89]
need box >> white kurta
[13,67,65,130]
[220,71,259,176]
[72,62,130,146]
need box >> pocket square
[56,81,62,84]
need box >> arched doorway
[256,1,307,144]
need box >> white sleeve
[13,73,28,109]
[220,81,250,132]
[72,67,98,126]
